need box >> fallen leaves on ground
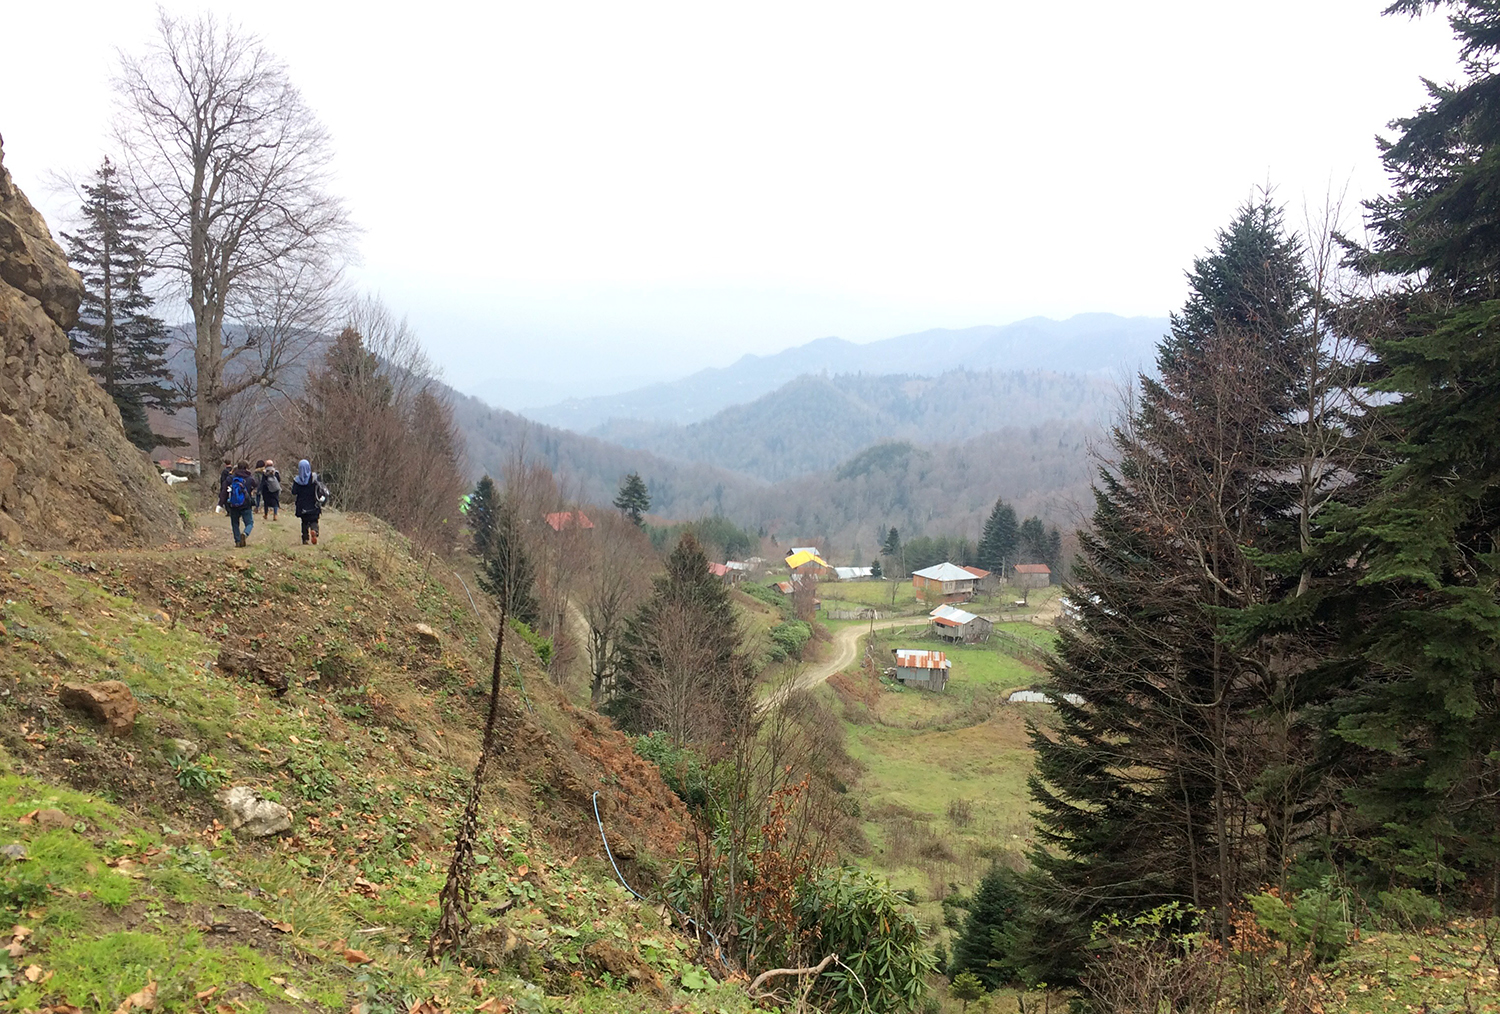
[114,981,157,1014]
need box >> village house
[1013,563,1051,589]
[832,566,875,581]
[543,510,594,532]
[709,562,745,585]
[891,648,951,691]
[785,548,830,575]
[961,565,996,593]
[929,604,994,643]
[911,561,980,603]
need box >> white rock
[220,786,292,837]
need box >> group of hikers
[218,457,328,548]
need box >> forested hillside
[452,386,1091,556]
[590,369,1116,482]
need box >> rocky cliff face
[0,136,181,548]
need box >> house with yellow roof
[784,548,830,575]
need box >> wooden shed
[890,648,951,691]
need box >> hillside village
[9,3,1500,1013]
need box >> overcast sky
[1,2,1464,408]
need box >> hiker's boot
[235,535,245,548]
[310,530,318,545]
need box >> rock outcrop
[0,135,181,549]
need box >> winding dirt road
[791,616,918,694]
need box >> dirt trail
[787,616,917,695]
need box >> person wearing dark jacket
[260,459,282,520]
[216,458,233,512]
[291,459,325,545]
[223,460,258,547]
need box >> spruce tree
[1306,0,1500,894]
[977,499,1019,573]
[614,472,651,525]
[1024,197,1318,976]
[949,864,1022,988]
[468,476,499,559]
[612,534,748,739]
[62,157,176,451]
[476,489,540,627]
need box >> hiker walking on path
[223,459,258,547]
[215,458,232,514]
[291,459,327,545]
[253,460,267,512]
[260,460,281,520]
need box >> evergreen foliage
[1024,197,1322,977]
[62,157,176,451]
[614,471,651,525]
[949,864,1023,989]
[611,534,750,741]
[976,498,1019,573]
[1306,0,1500,893]
[475,488,541,627]
[881,527,901,558]
[467,477,499,561]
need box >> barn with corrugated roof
[890,648,951,691]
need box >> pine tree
[1024,197,1318,974]
[976,499,1019,573]
[612,534,749,741]
[62,157,176,451]
[476,490,540,627]
[614,472,651,525]
[871,558,883,579]
[949,864,1022,988]
[1309,0,1500,894]
[468,476,499,560]
[1017,517,1049,567]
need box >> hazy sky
[2,2,1464,408]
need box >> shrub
[1246,882,1350,964]
[508,617,552,667]
[633,732,713,810]
[1375,886,1443,929]
[796,866,935,1013]
[769,620,812,661]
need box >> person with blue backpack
[223,459,259,547]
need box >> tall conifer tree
[1305,0,1500,895]
[62,157,176,451]
[977,498,1019,573]
[1021,198,1318,977]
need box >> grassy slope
[0,504,750,1014]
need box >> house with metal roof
[911,561,980,604]
[832,566,875,581]
[544,510,594,532]
[784,549,830,574]
[929,604,994,643]
[1013,563,1052,589]
[891,648,951,691]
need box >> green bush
[1375,886,1443,930]
[769,620,812,661]
[508,617,553,666]
[1247,881,1350,963]
[633,732,713,810]
[796,866,935,1013]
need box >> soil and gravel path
[789,616,918,694]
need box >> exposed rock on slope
[0,135,180,548]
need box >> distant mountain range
[521,313,1167,432]
[590,368,1119,483]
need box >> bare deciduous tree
[114,9,354,464]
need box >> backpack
[263,471,281,494]
[226,474,250,509]
[315,477,329,505]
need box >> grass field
[822,625,1061,991]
